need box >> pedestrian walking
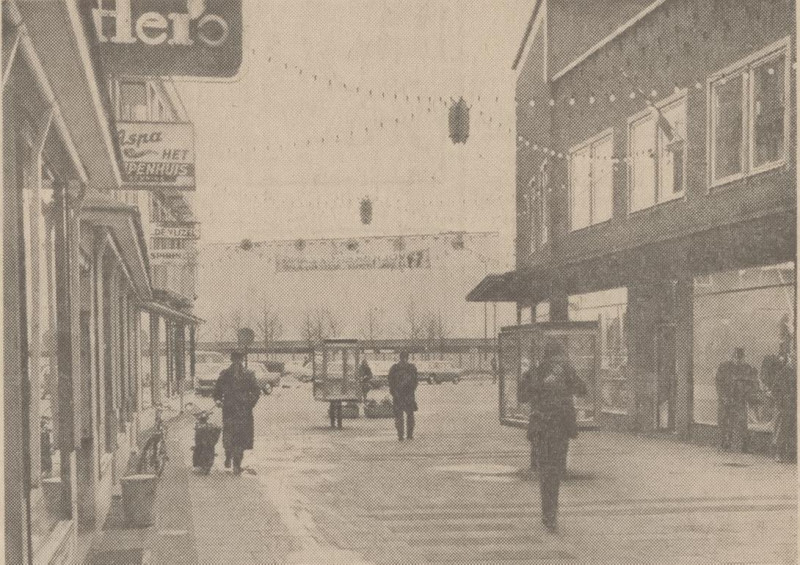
[360,357,374,401]
[388,351,418,441]
[715,347,757,453]
[528,342,586,533]
[213,351,261,475]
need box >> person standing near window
[715,347,758,453]
[528,342,586,533]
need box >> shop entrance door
[655,324,676,431]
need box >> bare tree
[324,309,341,339]
[300,308,341,347]
[360,306,383,343]
[210,314,229,342]
[256,304,283,360]
[405,299,424,346]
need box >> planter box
[364,404,394,419]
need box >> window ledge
[709,160,788,193]
[627,195,686,217]
[569,218,613,234]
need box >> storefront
[692,262,795,439]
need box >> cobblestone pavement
[172,379,795,564]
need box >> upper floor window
[116,79,175,122]
[569,130,613,231]
[628,93,687,212]
[709,38,790,187]
[529,159,550,250]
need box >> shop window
[569,287,628,414]
[569,131,613,230]
[692,262,795,429]
[709,38,790,187]
[628,95,687,212]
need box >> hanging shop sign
[276,249,431,272]
[152,222,200,239]
[117,122,195,189]
[82,0,243,78]
[150,249,192,263]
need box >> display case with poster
[498,322,600,429]
[312,339,364,402]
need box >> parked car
[195,363,228,396]
[254,363,281,395]
[417,360,461,384]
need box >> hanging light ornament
[448,97,470,144]
[360,197,373,225]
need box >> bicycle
[137,404,173,476]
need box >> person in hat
[388,351,419,441]
[213,351,261,475]
[527,341,586,533]
[715,347,758,452]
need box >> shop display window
[569,287,629,414]
[692,262,795,429]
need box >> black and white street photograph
[2,0,798,563]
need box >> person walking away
[528,342,586,533]
[772,347,797,462]
[388,352,419,441]
[518,357,537,471]
[213,351,261,475]
[360,358,374,401]
[715,347,757,452]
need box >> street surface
[173,377,796,564]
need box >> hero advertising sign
[84,0,243,78]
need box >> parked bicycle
[137,404,174,476]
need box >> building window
[569,130,613,230]
[529,159,550,250]
[628,94,687,212]
[709,38,790,186]
[569,287,628,415]
[692,263,795,429]
[116,79,175,122]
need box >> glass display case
[498,322,600,429]
[312,339,364,402]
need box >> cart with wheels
[312,339,365,427]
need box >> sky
[176,0,535,259]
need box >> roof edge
[512,0,544,71]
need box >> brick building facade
[476,0,796,446]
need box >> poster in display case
[312,339,364,402]
[498,322,600,429]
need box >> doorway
[655,324,676,431]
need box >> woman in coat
[528,342,586,532]
[213,351,261,475]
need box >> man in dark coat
[388,351,418,441]
[213,351,261,475]
[715,347,757,452]
[528,342,586,533]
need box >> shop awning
[466,269,551,303]
[141,301,204,326]
[14,0,123,188]
[80,193,152,300]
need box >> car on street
[417,360,462,384]
[254,363,281,394]
[195,362,229,396]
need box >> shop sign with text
[117,122,195,189]
[82,0,243,78]
[152,222,200,239]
